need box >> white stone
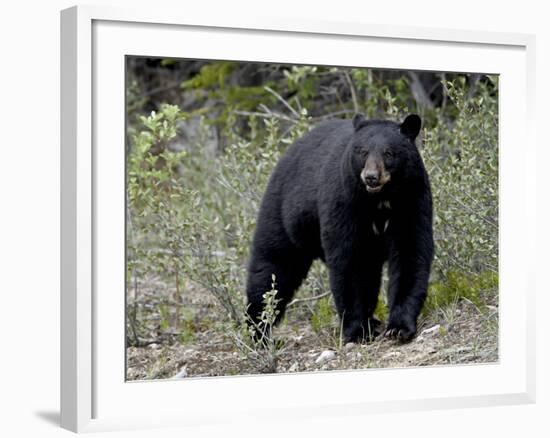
[383,351,402,358]
[315,350,336,364]
[344,342,355,351]
[173,367,188,379]
[288,362,299,373]
[421,324,441,336]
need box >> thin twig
[232,108,354,124]
[312,109,356,120]
[264,85,300,118]
[232,110,296,123]
[288,291,331,307]
[142,81,181,98]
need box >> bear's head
[350,113,422,194]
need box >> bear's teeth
[372,222,379,235]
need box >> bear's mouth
[365,182,383,193]
[360,168,390,194]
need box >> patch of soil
[126,277,498,380]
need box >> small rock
[315,350,336,364]
[344,342,355,351]
[421,324,441,336]
[288,362,299,373]
[383,351,402,359]
[173,367,187,379]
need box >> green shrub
[233,275,285,373]
[424,271,498,314]
[423,77,498,280]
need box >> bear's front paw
[384,313,416,343]
[343,322,364,344]
[344,318,382,343]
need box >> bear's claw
[384,326,415,343]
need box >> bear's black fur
[246,114,433,342]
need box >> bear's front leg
[385,202,433,342]
[385,256,432,342]
[328,258,383,343]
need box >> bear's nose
[363,171,379,186]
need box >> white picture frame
[60,4,536,433]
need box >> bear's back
[273,119,353,188]
[263,119,352,254]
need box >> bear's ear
[352,113,367,131]
[400,114,422,140]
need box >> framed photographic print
[60,4,536,433]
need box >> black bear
[246,114,433,342]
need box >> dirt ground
[126,276,498,381]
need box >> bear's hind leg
[246,250,313,328]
